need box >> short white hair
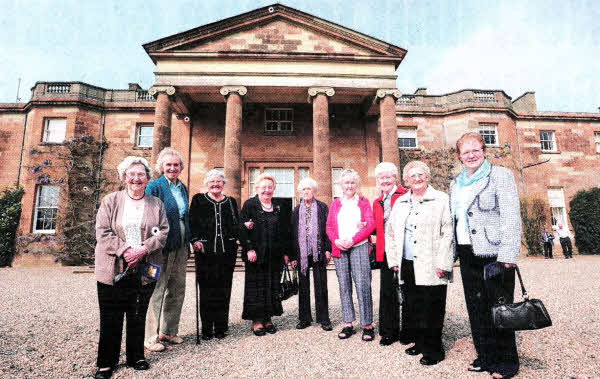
[204,169,226,185]
[340,169,360,186]
[155,147,184,173]
[297,177,318,194]
[117,156,152,182]
[402,160,431,183]
[375,162,398,178]
[254,173,277,192]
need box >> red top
[326,196,375,258]
[372,186,408,262]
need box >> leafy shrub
[519,197,547,256]
[0,186,25,267]
[569,187,600,254]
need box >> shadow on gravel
[519,355,547,370]
[441,313,471,352]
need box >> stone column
[309,87,335,204]
[148,85,176,167]
[377,89,402,169]
[220,86,247,206]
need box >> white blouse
[337,195,364,246]
[121,196,145,248]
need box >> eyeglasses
[460,149,484,158]
[126,173,147,179]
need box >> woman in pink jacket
[326,169,376,341]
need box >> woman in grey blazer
[450,132,521,379]
[94,156,169,379]
[385,160,453,366]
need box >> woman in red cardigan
[326,169,376,341]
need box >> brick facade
[0,4,598,264]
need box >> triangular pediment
[143,4,406,66]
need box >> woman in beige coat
[94,156,169,379]
[385,160,453,366]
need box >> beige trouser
[145,221,188,344]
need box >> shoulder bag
[492,265,552,331]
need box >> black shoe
[405,346,421,356]
[214,331,226,339]
[320,322,333,331]
[379,336,397,346]
[420,356,443,366]
[127,359,150,371]
[296,321,311,329]
[94,368,113,379]
[264,323,277,334]
[467,358,485,372]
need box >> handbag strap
[282,264,291,281]
[514,265,528,300]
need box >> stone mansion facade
[1,4,599,254]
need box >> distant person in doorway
[541,228,554,259]
[556,224,573,259]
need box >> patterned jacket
[449,165,522,264]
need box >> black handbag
[491,266,552,331]
[279,264,298,301]
[368,241,382,270]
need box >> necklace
[261,202,273,211]
[127,191,145,200]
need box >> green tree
[519,197,548,256]
[569,187,600,254]
[0,185,25,267]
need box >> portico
[143,4,406,206]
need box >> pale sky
[1,0,598,112]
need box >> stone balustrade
[30,82,155,103]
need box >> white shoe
[144,342,165,352]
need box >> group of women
[93,131,522,379]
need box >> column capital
[308,87,335,98]
[148,85,176,97]
[220,86,247,97]
[376,88,402,101]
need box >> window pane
[38,186,59,207]
[36,208,57,231]
[44,119,66,143]
[248,168,260,197]
[139,126,153,136]
[332,168,343,198]
[298,167,310,182]
[398,138,416,148]
[138,136,153,147]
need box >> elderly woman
[144,148,191,351]
[450,132,521,378]
[371,162,408,346]
[290,177,332,331]
[189,169,239,340]
[94,157,169,379]
[326,169,376,341]
[239,173,291,336]
[385,161,453,366]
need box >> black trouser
[379,254,400,338]
[543,242,553,258]
[97,278,155,368]
[401,259,447,360]
[298,255,330,324]
[458,245,519,377]
[196,253,236,335]
[559,237,573,258]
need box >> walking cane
[195,263,200,344]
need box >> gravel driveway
[1,255,598,378]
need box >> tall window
[547,188,567,228]
[594,132,600,154]
[332,167,343,198]
[43,118,67,143]
[540,130,556,152]
[33,186,60,233]
[265,108,293,133]
[397,127,417,149]
[479,123,498,146]
[136,124,154,147]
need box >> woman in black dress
[239,173,291,336]
[189,169,239,340]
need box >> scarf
[298,200,319,275]
[451,160,491,234]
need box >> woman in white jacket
[385,160,453,366]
